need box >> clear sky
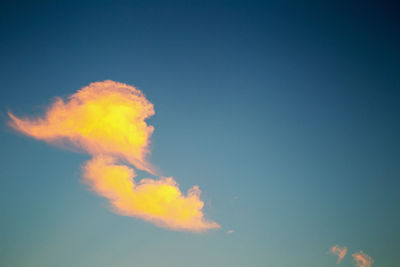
[1,1,399,266]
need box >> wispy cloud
[352,251,373,267]
[8,80,220,232]
[329,245,348,264]
[226,229,234,234]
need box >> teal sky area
[1,1,399,266]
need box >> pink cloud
[329,245,348,264]
[352,251,373,267]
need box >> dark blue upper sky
[1,1,399,266]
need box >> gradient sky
[1,1,399,266]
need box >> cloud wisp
[8,80,219,232]
[352,251,373,267]
[329,245,348,264]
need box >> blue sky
[1,1,399,266]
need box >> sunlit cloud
[8,80,220,232]
[9,80,155,173]
[329,245,347,264]
[84,156,218,231]
[226,229,234,234]
[352,251,373,267]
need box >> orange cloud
[329,245,348,264]
[9,80,155,173]
[8,80,219,232]
[84,156,218,231]
[352,251,373,267]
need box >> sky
[0,1,399,266]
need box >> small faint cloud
[352,251,373,267]
[227,229,234,234]
[329,245,347,264]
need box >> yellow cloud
[9,80,219,232]
[9,80,155,173]
[83,156,219,231]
